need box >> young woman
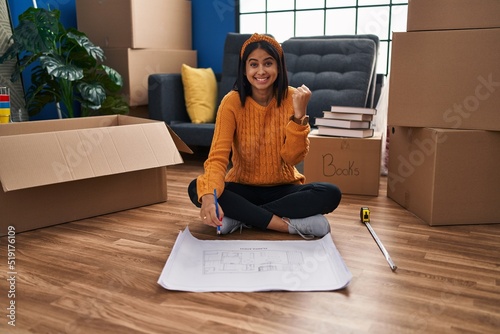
[188,33,341,239]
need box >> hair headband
[240,33,283,58]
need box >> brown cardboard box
[388,29,500,131]
[387,126,500,226]
[76,0,192,49]
[407,0,500,31]
[304,131,382,196]
[0,115,192,235]
[103,48,197,106]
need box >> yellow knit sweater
[196,87,310,201]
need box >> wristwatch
[290,115,309,126]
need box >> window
[238,0,408,75]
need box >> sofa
[148,33,379,149]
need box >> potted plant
[0,7,129,118]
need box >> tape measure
[359,206,397,271]
[360,207,370,223]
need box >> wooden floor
[1,151,499,334]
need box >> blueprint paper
[158,227,352,292]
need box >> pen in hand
[214,189,221,235]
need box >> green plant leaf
[0,43,17,64]
[40,55,83,81]
[27,66,58,100]
[0,8,59,66]
[66,30,105,62]
[88,65,124,93]
[103,96,129,115]
[16,8,60,54]
[77,82,106,108]
[26,91,56,117]
[83,95,129,116]
[102,65,123,87]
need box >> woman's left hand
[292,84,312,119]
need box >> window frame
[236,0,408,76]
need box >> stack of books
[314,106,377,138]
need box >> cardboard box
[304,131,382,196]
[76,0,192,49]
[388,29,500,131]
[387,126,500,226]
[407,0,500,31]
[103,48,197,106]
[0,115,192,235]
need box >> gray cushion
[288,35,379,108]
[282,37,377,124]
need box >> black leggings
[188,180,342,230]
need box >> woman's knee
[187,178,201,208]
[317,182,342,212]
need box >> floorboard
[1,151,499,333]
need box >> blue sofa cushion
[169,121,217,148]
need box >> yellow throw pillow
[181,64,217,124]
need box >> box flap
[0,121,183,192]
[0,115,118,136]
[115,115,192,153]
[166,126,193,154]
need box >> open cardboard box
[0,115,192,235]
